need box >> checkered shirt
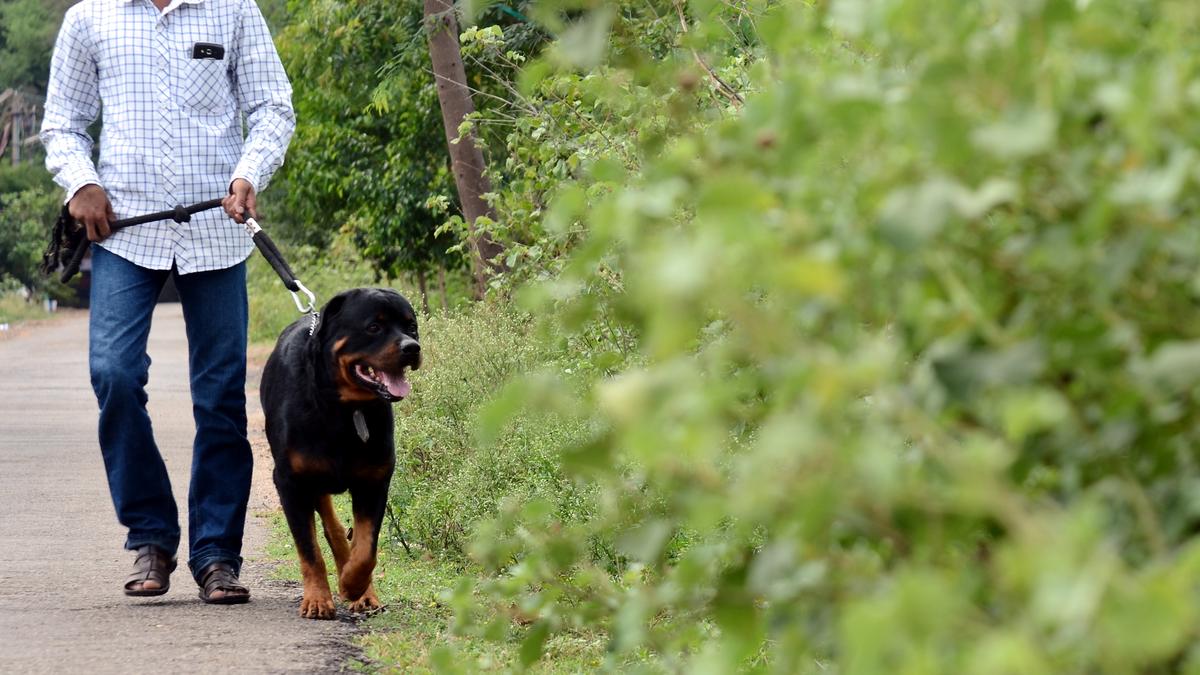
[41,0,295,274]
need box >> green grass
[387,303,596,560]
[262,495,608,673]
[0,291,60,324]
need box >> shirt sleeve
[40,6,102,204]
[229,0,296,193]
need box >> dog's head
[316,288,421,403]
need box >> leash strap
[243,217,318,321]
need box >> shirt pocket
[180,55,231,115]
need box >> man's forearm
[42,127,101,203]
[231,101,295,193]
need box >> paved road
[0,306,360,673]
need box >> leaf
[519,621,552,667]
[998,388,1072,442]
[553,8,615,69]
[1138,340,1200,393]
[827,0,875,38]
[878,177,963,246]
[616,520,673,562]
[972,109,1058,160]
[429,645,461,674]
[1111,150,1194,207]
[1097,567,1196,666]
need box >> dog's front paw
[347,585,383,614]
[300,589,337,620]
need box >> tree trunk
[424,0,504,300]
[438,265,449,311]
[416,268,430,315]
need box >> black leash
[42,198,318,328]
[241,215,318,327]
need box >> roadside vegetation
[283,1,1200,672]
[8,0,1200,672]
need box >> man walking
[41,0,295,603]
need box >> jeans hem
[125,534,180,558]
[188,550,244,581]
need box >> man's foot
[196,561,250,604]
[124,545,176,597]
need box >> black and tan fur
[260,288,420,619]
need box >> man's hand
[69,184,115,243]
[224,178,257,224]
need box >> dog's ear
[312,289,355,340]
[378,287,417,321]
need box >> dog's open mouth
[353,363,411,401]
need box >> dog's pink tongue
[379,371,411,399]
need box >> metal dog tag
[353,410,369,443]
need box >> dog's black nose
[400,338,420,354]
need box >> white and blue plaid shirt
[41,0,295,274]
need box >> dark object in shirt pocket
[192,42,225,60]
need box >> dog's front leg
[341,485,387,612]
[280,488,337,619]
[316,493,352,579]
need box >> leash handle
[110,198,226,232]
[52,199,228,283]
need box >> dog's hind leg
[316,494,353,589]
[279,488,337,620]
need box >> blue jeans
[89,245,252,582]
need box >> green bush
[389,302,596,557]
[431,0,1200,672]
[0,185,71,297]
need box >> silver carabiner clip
[290,279,317,314]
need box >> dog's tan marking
[352,463,392,483]
[287,449,330,475]
[332,337,349,353]
[316,494,352,582]
[339,514,377,601]
[297,519,336,620]
[335,351,378,403]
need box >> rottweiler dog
[261,288,420,619]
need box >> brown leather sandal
[124,545,176,597]
[197,562,250,605]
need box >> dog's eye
[366,323,382,335]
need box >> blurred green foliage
[0,0,73,93]
[388,0,1200,672]
[0,180,72,299]
[0,0,72,298]
[273,0,457,278]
